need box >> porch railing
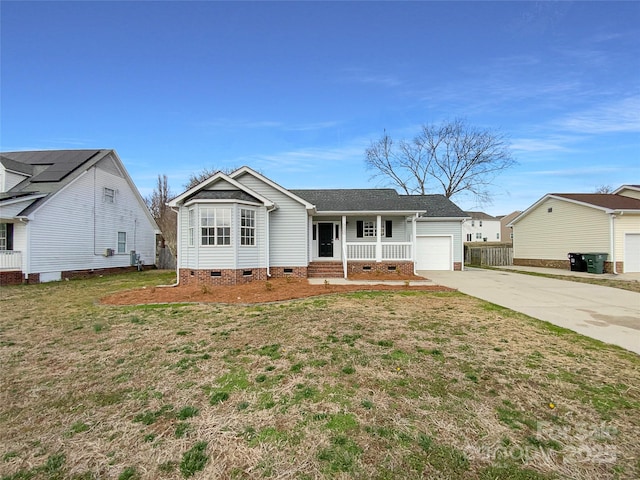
[0,251,22,271]
[346,242,412,261]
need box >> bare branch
[365,119,516,204]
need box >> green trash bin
[584,253,608,274]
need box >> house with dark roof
[0,150,160,284]
[508,185,640,273]
[167,166,468,285]
[463,211,501,242]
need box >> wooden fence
[465,245,513,266]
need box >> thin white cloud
[197,118,340,132]
[556,96,640,134]
[339,68,403,88]
[526,166,624,177]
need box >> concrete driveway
[420,268,640,355]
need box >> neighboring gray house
[168,166,468,285]
[0,149,159,284]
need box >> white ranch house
[0,149,159,284]
[168,167,468,285]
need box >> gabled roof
[510,191,640,225]
[0,150,159,230]
[464,211,498,221]
[190,190,262,203]
[552,193,640,210]
[168,170,275,208]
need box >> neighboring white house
[509,185,640,273]
[167,166,468,285]
[0,149,159,284]
[463,211,501,242]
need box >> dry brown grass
[1,270,639,479]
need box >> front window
[201,207,231,246]
[476,233,482,239]
[117,232,127,253]
[188,209,195,246]
[363,221,376,237]
[240,209,255,246]
[0,224,7,250]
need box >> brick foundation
[513,258,570,270]
[0,271,24,286]
[513,258,622,274]
[347,261,414,277]
[62,266,145,281]
[453,262,462,271]
[179,268,269,286]
[268,266,308,279]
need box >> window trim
[240,208,256,246]
[200,207,231,246]
[188,208,195,247]
[103,187,116,204]
[117,231,127,254]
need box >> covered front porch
[309,213,416,277]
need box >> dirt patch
[100,276,453,305]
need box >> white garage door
[624,234,640,272]
[416,236,452,270]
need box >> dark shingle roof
[190,190,261,203]
[290,189,467,217]
[465,211,498,220]
[1,150,101,183]
[552,193,640,210]
[1,149,109,216]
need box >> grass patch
[179,441,208,477]
[1,270,638,480]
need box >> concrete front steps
[307,261,344,278]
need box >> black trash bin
[584,253,608,274]
[568,253,587,272]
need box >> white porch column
[342,215,347,278]
[376,215,382,262]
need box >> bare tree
[145,174,177,253]
[184,166,238,191]
[594,184,614,194]
[365,118,516,204]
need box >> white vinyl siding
[237,206,266,269]
[2,170,30,191]
[513,198,609,260]
[345,217,409,242]
[0,198,37,218]
[26,165,156,275]
[234,173,308,266]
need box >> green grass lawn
[1,271,639,479]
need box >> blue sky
[2,1,639,216]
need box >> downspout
[412,213,417,275]
[342,215,347,278]
[609,213,617,274]
[17,217,29,281]
[265,204,276,277]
